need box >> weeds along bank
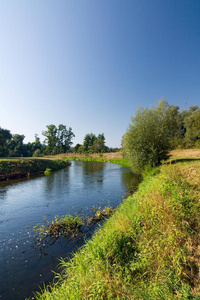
[36,160,200,300]
[0,158,70,181]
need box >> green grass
[34,161,200,299]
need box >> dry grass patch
[170,149,200,160]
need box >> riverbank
[0,158,70,181]
[35,156,200,299]
[49,152,130,168]
[53,148,200,167]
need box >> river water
[0,161,140,300]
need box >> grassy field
[34,150,200,300]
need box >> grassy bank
[35,159,200,299]
[53,152,130,168]
[0,158,70,181]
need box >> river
[0,161,140,300]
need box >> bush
[123,99,173,173]
[32,149,42,157]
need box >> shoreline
[0,158,70,182]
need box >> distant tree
[32,149,42,157]
[83,133,97,152]
[7,134,25,157]
[165,105,184,149]
[0,127,12,156]
[97,133,105,142]
[42,124,58,155]
[83,133,106,153]
[32,134,42,151]
[91,139,105,152]
[42,124,75,155]
[77,145,85,153]
[184,108,200,148]
[74,143,82,153]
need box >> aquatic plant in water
[32,205,115,247]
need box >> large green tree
[123,99,175,173]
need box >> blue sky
[0,0,200,148]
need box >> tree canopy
[74,133,106,153]
[42,124,75,155]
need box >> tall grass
[35,161,200,299]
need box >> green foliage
[123,99,172,172]
[73,143,82,153]
[7,134,25,157]
[33,205,115,242]
[42,124,75,155]
[44,168,52,175]
[83,133,106,153]
[123,101,200,173]
[32,149,42,157]
[184,108,200,148]
[0,127,12,156]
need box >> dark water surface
[0,161,140,300]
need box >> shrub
[123,99,175,173]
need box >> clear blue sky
[0,0,200,148]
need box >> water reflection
[82,160,105,173]
[44,168,71,195]
[121,170,142,195]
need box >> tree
[32,134,42,151]
[184,108,200,148]
[83,133,97,151]
[7,134,25,157]
[123,99,174,173]
[91,139,105,153]
[60,126,75,153]
[74,143,82,153]
[83,133,106,153]
[42,124,58,155]
[90,134,106,152]
[0,127,12,156]
[32,149,42,157]
[42,124,75,155]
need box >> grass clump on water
[35,161,200,299]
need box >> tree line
[1,100,199,162]
[0,124,75,157]
[123,99,200,173]
[0,124,116,157]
